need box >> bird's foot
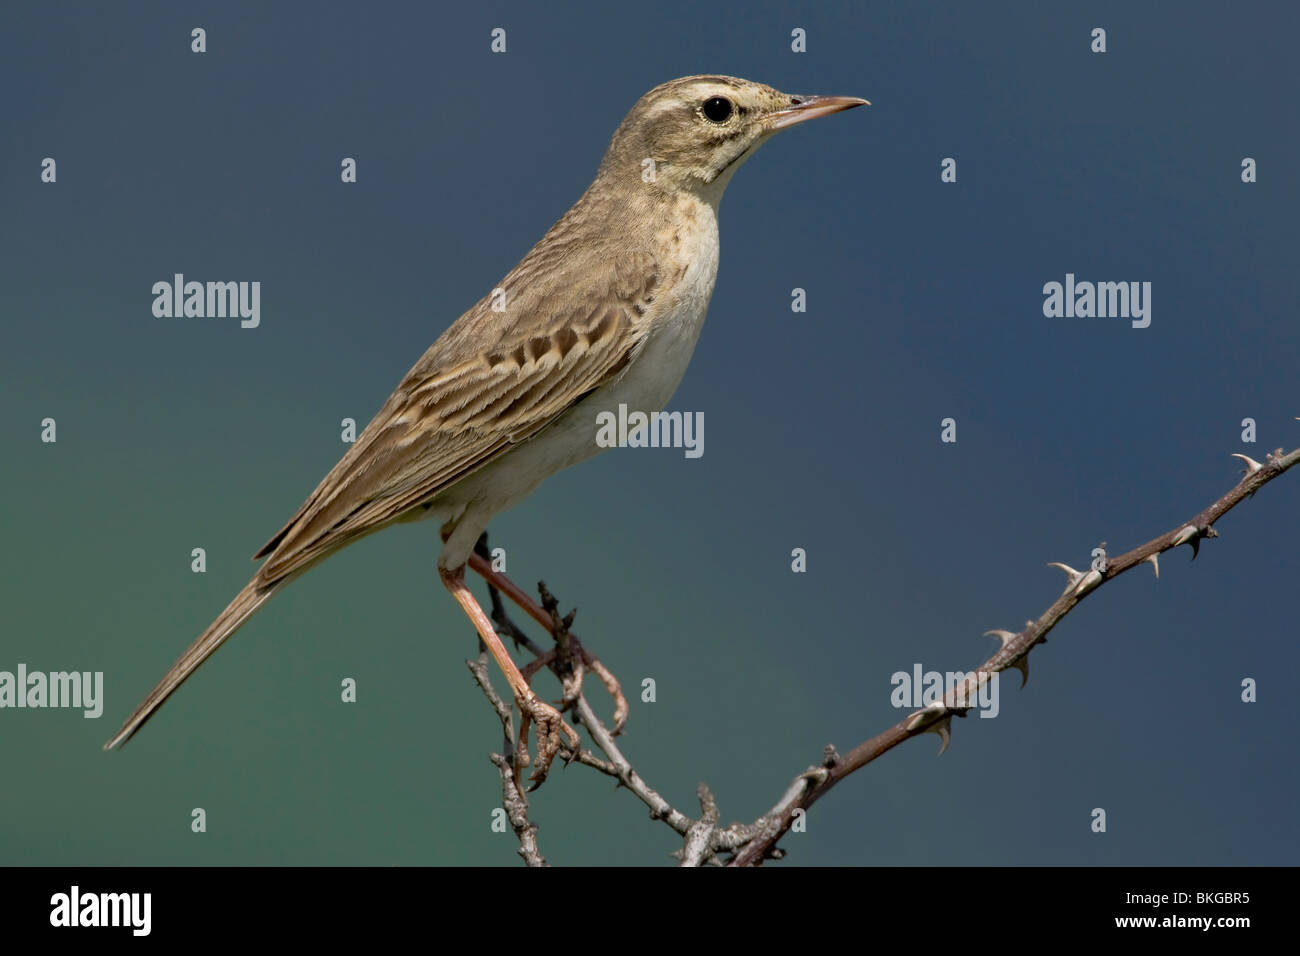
[516,690,580,791]
[583,650,629,735]
[522,634,629,738]
[561,638,628,736]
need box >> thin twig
[489,752,548,867]
[466,650,546,865]
[466,534,694,849]
[572,694,695,836]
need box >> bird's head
[599,75,868,201]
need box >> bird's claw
[517,691,579,791]
[524,638,629,737]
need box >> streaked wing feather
[254,250,657,583]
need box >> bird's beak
[769,94,870,130]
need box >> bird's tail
[103,578,280,750]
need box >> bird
[105,74,868,780]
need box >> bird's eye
[701,96,733,123]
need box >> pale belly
[430,212,721,565]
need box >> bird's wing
[253,248,661,583]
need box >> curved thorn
[1231,453,1264,476]
[985,629,1018,648]
[1075,568,1103,595]
[905,701,947,733]
[926,716,953,755]
[1048,562,1084,586]
[1010,657,1029,689]
[1172,525,1198,547]
[1143,553,1160,579]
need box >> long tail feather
[103,579,280,750]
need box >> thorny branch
[463,441,1298,867]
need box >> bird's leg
[439,564,578,788]
[468,549,628,734]
[468,549,564,634]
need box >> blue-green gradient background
[2,1,1296,865]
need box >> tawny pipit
[106,75,867,779]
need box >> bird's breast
[476,196,722,488]
[619,199,721,411]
